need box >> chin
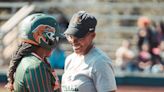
[45,53,51,57]
[75,51,85,55]
[74,50,81,54]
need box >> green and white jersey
[14,53,56,92]
[62,47,117,92]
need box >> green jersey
[14,53,56,92]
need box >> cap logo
[33,25,56,43]
[89,28,94,31]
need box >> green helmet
[19,13,64,50]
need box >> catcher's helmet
[19,13,64,50]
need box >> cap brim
[64,27,86,38]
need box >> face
[66,32,95,55]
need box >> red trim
[22,40,38,46]
[43,65,51,92]
[31,53,44,61]
[39,66,46,92]
[34,65,41,92]
[29,68,35,92]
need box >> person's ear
[91,32,96,39]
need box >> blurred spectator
[159,40,164,64]
[137,16,153,51]
[137,42,152,72]
[151,63,164,73]
[150,21,163,66]
[137,16,162,67]
[138,42,151,62]
[115,39,135,71]
[151,41,164,73]
[151,46,162,66]
[155,21,164,42]
[48,41,66,69]
[136,19,164,73]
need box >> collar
[31,52,44,61]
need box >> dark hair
[7,42,36,83]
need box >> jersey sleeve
[92,58,117,92]
[23,63,54,92]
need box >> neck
[33,47,46,60]
[84,44,93,54]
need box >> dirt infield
[1,83,164,92]
[117,85,164,92]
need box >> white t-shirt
[115,47,134,67]
[61,47,117,92]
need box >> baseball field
[1,84,164,92]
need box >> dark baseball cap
[64,11,97,38]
